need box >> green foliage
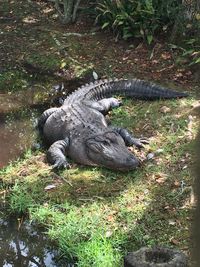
[95,0,181,43]
[170,28,200,68]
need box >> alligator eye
[105,132,118,143]
[103,140,110,146]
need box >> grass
[25,52,62,72]
[0,96,197,266]
[0,70,30,92]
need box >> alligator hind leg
[113,127,149,149]
[37,107,59,134]
[98,98,122,113]
[47,138,70,169]
[84,98,122,115]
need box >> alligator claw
[52,160,71,169]
[110,98,122,108]
[132,138,149,149]
[139,138,149,145]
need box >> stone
[124,246,188,267]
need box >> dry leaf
[170,238,179,245]
[173,181,180,187]
[44,184,57,191]
[160,106,171,113]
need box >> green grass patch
[25,52,62,72]
[1,96,197,266]
[0,70,30,92]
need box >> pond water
[0,77,89,169]
[0,88,47,169]
[0,215,72,267]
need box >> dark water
[0,216,70,267]
[0,88,76,266]
[0,74,94,169]
[0,88,47,168]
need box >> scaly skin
[38,78,188,171]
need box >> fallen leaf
[160,106,171,113]
[44,184,57,191]
[174,181,180,187]
[155,177,166,184]
[146,152,155,160]
[168,220,176,226]
[107,215,115,222]
[170,238,179,245]
[105,231,113,237]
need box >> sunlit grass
[1,96,197,266]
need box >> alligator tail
[94,79,188,100]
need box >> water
[0,88,47,168]
[0,87,76,266]
[0,216,70,267]
[0,73,94,169]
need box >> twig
[54,0,64,20]
[35,26,97,37]
[53,173,73,186]
[72,0,81,22]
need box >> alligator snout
[125,154,140,169]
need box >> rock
[146,153,155,160]
[124,246,188,267]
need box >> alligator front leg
[47,138,70,169]
[113,127,149,149]
[84,98,122,115]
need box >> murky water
[0,88,47,168]
[0,73,93,169]
[0,215,71,267]
[0,87,77,266]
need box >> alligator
[38,78,188,171]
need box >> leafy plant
[180,39,200,66]
[95,0,182,43]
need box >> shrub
[95,0,182,43]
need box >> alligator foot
[130,137,149,149]
[47,139,70,169]
[52,159,71,169]
[113,127,149,149]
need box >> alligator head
[85,131,139,171]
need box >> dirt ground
[0,0,199,92]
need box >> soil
[0,0,199,94]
